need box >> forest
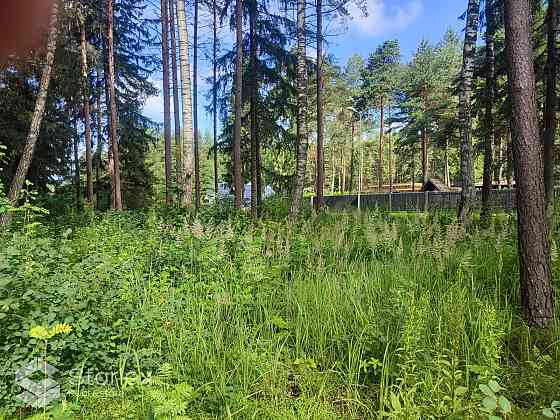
[0,0,559,418]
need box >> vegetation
[0,204,558,418]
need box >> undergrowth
[0,204,558,419]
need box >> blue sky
[142,0,465,132]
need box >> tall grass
[1,208,558,418]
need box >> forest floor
[0,202,559,419]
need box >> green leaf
[488,380,502,393]
[479,384,496,398]
[390,393,402,411]
[489,416,502,420]
[498,396,511,414]
[454,386,468,396]
[482,397,497,411]
[543,408,555,418]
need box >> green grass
[0,207,558,419]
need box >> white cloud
[143,77,164,123]
[350,0,423,36]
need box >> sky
[142,0,465,132]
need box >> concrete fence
[323,189,517,212]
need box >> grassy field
[0,204,559,419]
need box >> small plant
[543,401,560,418]
[30,323,73,363]
[478,380,512,419]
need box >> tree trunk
[1,0,59,227]
[233,0,243,209]
[103,45,115,210]
[504,0,554,328]
[169,0,182,187]
[250,0,258,218]
[212,0,219,198]
[330,145,335,195]
[378,101,384,191]
[193,0,201,209]
[80,18,94,206]
[458,0,480,224]
[421,127,428,183]
[315,0,325,210]
[74,120,81,211]
[349,119,355,192]
[506,129,513,188]
[494,134,502,183]
[176,0,194,208]
[389,132,393,192]
[481,0,496,225]
[544,0,557,221]
[107,0,123,210]
[95,66,103,210]
[421,85,429,184]
[444,137,450,187]
[161,0,172,205]
[411,149,416,191]
[342,155,346,192]
[289,0,309,220]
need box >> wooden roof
[421,178,453,192]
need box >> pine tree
[1,0,60,227]
[107,0,123,210]
[161,0,172,205]
[289,0,309,220]
[481,0,497,225]
[176,0,194,208]
[79,8,94,206]
[504,0,554,327]
[233,0,244,209]
[458,0,480,224]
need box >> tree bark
[330,144,335,195]
[193,0,201,209]
[421,86,429,184]
[212,0,219,198]
[421,128,428,183]
[74,120,81,211]
[315,0,325,210]
[103,43,116,210]
[411,148,416,191]
[444,137,450,187]
[250,0,258,218]
[233,0,244,209]
[107,0,123,210]
[494,134,502,183]
[176,0,194,208]
[161,0,172,205]
[389,130,393,192]
[481,0,496,226]
[95,66,103,210]
[504,0,554,328]
[169,0,182,187]
[289,0,308,220]
[79,17,94,206]
[544,0,557,221]
[349,119,355,192]
[458,0,480,224]
[378,101,384,191]
[1,0,59,227]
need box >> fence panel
[324,190,517,211]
